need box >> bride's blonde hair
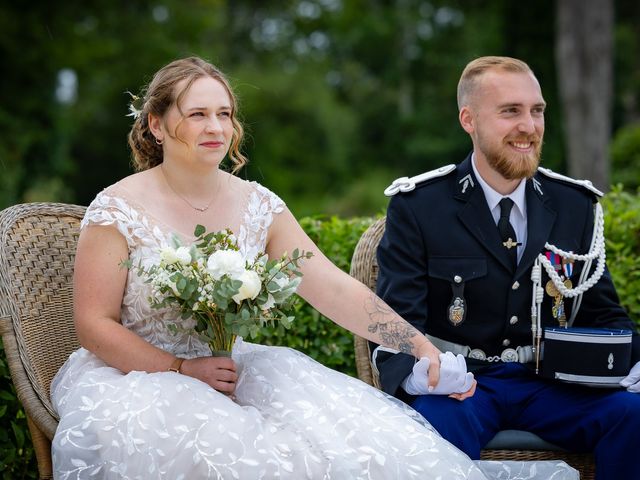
[127,56,246,173]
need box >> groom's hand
[620,361,640,393]
[436,352,475,396]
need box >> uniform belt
[425,334,535,364]
[371,335,536,369]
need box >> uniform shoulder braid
[384,164,456,196]
[536,167,603,198]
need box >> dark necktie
[498,198,518,268]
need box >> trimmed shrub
[0,342,37,479]
[610,124,640,190]
[602,186,640,323]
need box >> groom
[374,56,640,480]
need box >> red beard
[486,135,542,180]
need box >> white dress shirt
[471,154,528,263]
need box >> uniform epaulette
[537,167,603,197]
[384,164,456,197]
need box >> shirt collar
[471,153,527,219]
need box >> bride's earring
[155,137,163,145]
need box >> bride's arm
[73,225,236,393]
[266,207,444,389]
[74,225,175,371]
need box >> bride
[50,56,575,479]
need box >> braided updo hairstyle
[127,56,247,173]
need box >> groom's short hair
[457,56,533,110]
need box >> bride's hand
[417,340,442,391]
[181,356,238,394]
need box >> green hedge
[0,350,36,479]
[602,186,640,320]
[1,191,639,476]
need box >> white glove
[620,360,640,393]
[402,351,474,395]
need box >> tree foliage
[3,0,638,217]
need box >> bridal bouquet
[131,225,312,355]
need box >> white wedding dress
[51,181,576,479]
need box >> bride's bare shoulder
[219,171,256,196]
[108,169,161,198]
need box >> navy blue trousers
[411,363,640,480]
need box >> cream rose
[206,250,245,280]
[175,246,192,265]
[232,269,262,303]
[160,246,192,265]
[160,246,180,264]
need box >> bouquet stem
[204,311,236,355]
[210,348,234,358]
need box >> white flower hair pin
[126,91,143,119]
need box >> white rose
[175,246,192,265]
[207,250,245,280]
[160,246,180,264]
[232,269,262,303]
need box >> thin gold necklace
[160,164,219,213]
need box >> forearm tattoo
[365,293,417,354]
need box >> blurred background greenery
[2,0,639,218]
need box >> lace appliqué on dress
[237,183,284,261]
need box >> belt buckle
[500,348,518,363]
[468,348,486,361]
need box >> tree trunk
[555,0,613,191]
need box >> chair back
[0,202,85,440]
[349,216,386,389]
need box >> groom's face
[466,70,546,180]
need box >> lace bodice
[80,181,285,359]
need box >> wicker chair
[350,216,595,480]
[0,202,86,480]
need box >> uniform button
[510,316,518,325]
[502,339,511,347]
[454,275,462,284]
[512,281,520,290]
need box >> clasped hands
[405,351,476,400]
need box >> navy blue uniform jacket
[375,155,639,398]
